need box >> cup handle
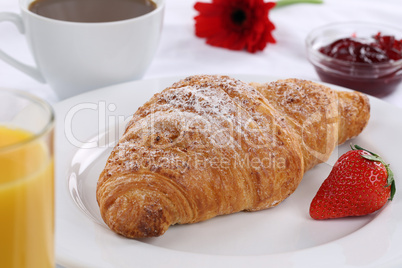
[0,12,46,83]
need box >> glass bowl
[306,22,402,97]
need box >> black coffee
[29,0,157,23]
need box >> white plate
[54,75,402,268]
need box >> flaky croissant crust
[97,75,370,238]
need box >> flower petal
[194,2,225,16]
[194,0,276,52]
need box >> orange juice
[0,126,54,268]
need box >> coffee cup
[0,0,165,100]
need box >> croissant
[96,75,370,238]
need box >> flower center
[230,9,247,26]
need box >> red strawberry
[310,145,396,220]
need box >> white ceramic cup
[0,0,165,100]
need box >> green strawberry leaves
[351,144,396,201]
[388,168,396,201]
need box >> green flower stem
[275,0,323,8]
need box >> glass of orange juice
[0,89,54,268]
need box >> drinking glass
[0,89,54,267]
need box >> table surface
[1,0,402,108]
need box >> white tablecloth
[1,0,402,108]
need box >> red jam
[314,33,402,97]
[319,33,402,63]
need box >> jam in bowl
[306,22,402,97]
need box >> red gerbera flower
[194,0,276,53]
